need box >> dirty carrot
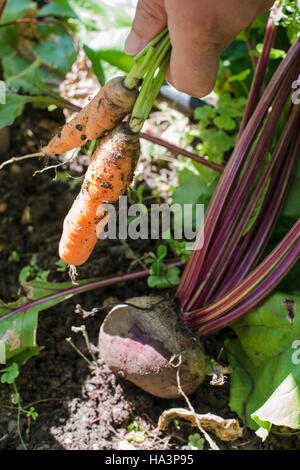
[45,76,138,155]
[58,31,171,266]
[59,122,140,266]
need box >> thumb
[125,0,167,56]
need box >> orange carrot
[59,122,140,266]
[45,77,138,155]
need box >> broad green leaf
[204,130,235,154]
[34,32,76,77]
[252,372,300,431]
[227,292,300,433]
[3,55,44,94]
[0,27,16,56]
[173,166,217,212]
[0,277,95,364]
[0,93,28,128]
[0,303,39,364]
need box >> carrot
[59,122,140,266]
[45,76,138,155]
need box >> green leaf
[3,55,51,94]
[252,372,300,431]
[228,68,251,83]
[97,49,134,74]
[34,33,76,77]
[83,45,105,86]
[0,93,28,128]
[148,265,180,289]
[214,115,236,131]
[172,166,217,217]
[0,362,19,384]
[256,44,286,59]
[194,105,216,121]
[0,0,33,23]
[0,278,88,364]
[26,406,38,420]
[227,292,300,434]
[157,245,167,261]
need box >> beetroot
[98,296,206,398]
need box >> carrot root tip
[69,265,79,285]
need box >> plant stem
[0,260,181,323]
[65,338,93,366]
[176,37,300,309]
[239,3,278,134]
[187,65,298,311]
[124,27,169,89]
[0,0,7,20]
[184,218,300,327]
[129,37,171,133]
[13,382,28,450]
[197,233,300,336]
[140,132,224,173]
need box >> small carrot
[59,122,140,266]
[45,76,138,155]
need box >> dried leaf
[0,322,21,352]
[157,408,243,442]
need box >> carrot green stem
[129,49,171,133]
[123,28,171,132]
[124,27,169,89]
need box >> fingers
[125,0,275,97]
[165,0,220,97]
[124,0,167,56]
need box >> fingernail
[124,31,143,55]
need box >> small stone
[0,203,7,213]
[7,419,17,434]
[85,383,95,393]
[64,437,72,445]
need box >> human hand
[125,0,274,97]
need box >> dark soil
[0,105,297,451]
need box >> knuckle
[132,0,165,37]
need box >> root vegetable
[59,122,140,266]
[98,296,206,398]
[45,77,138,155]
